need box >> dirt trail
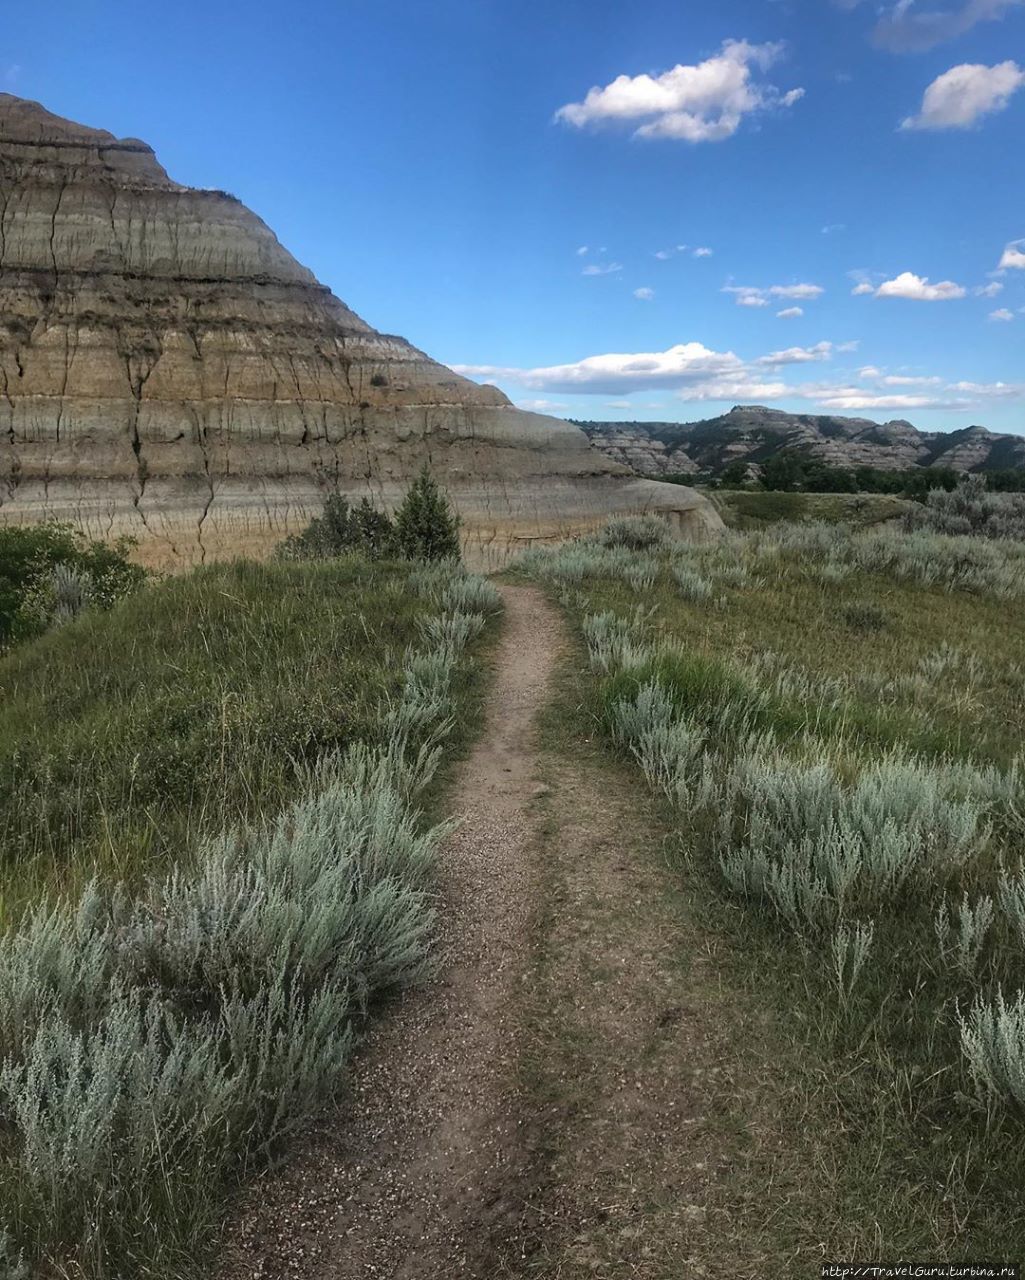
[221,582,805,1279]
[219,582,563,1279]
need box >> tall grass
[0,556,501,1277]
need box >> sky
[4,0,1024,433]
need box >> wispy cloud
[634,286,655,301]
[724,282,825,306]
[839,0,1023,53]
[777,306,804,318]
[581,261,623,276]
[554,39,803,144]
[901,61,1024,130]
[990,307,1015,321]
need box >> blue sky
[5,0,1024,432]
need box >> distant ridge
[578,406,1025,479]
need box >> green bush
[276,494,397,561]
[394,466,462,562]
[0,523,143,649]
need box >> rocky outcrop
[0,95,721,566]
[580,406,1025,479]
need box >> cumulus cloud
[582,261,623,276]
[999,240,1025,270]
[693,246,714,257]
[777,306,804,318]
[975,281,1004,296]
[554,39,804,144]
[901,61,1024,130]
[634,286,656,300]
[851,282,875,295]
[876,271,966,300]
[756,342,833,366]
[990,307,1015,321]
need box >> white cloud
[947,379,1024,397]
[654,249,673,260]
[901,61,1024,130]
[811,389,959,410]
[777,306,804,318]
[724,282,824,306]
[677,379,791,403]
[693,246,714,257]
[516,398,570,412]
[851,282,875,296]
[576,245,589,256]
[455,339,1022,411]
[554,39,804,144]
[581,261,623,276]
[999,240,1025,270]
[876,271,966,300]
[975,281,1004,297]
[453,342,745,395]
[990,307,1015,321]
[757,341,833,366]
[821,223,846,235]
[836,340,862,352]
[634,286,655,300]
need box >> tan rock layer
[0,94,721,566]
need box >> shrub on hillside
[0,522,144,648]
[278,470,462,564]
[276,494,397,561]
[593,515,671,552]
[904,475,1025,541]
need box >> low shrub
[0,523,144,649]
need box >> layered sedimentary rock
[581,406,1025,479]
[0,95,720,566]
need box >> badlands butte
[0,94,720,567]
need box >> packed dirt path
[220,582,816,1279]
[218,582,564,1278]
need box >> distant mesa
[579,405,1025,479]
[0,94,721,566]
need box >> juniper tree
[394,466,461,562]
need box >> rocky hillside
[578,406,1025,479]
[0,95,720,567]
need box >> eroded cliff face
[0,95,721,566]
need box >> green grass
[0,557,456,909]
[709,488,915,530]
[0,553,500,1279]
[518,524,1025,1262]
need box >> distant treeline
[685,451,1025,498]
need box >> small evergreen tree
[393,466,461,562]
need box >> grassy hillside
[0,554,499,1277]
[518,519,1025,1260]
[708,487,915,530]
